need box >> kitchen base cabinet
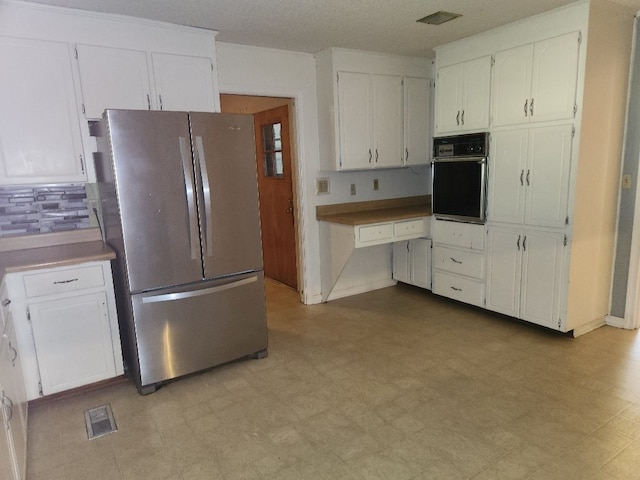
[5,261,123,400]
[486,226,566,330]
[431,220,485,306]
[392,238,432,290]
[28,292,116,395]
[1,317,27,480]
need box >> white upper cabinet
[435,56,491,135]
[76,47,216,118]
[491,32,580,127]
[488,125,573,228]
[0,36,86,185]
[76,44,152,119]
[151,53,217,113]
[372,74,403,168]
[403,77,430,166]
[337,72,403,170]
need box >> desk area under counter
[316,195,431,301]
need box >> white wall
[216,42,431,304]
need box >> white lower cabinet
[486,225,566,330]
[1,316,27,480]
[28,292,115,395]
[431,220,485,307]
[5,261,123,400]
[393,238,431,289]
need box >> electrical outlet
[316,177,330,195]
[373,178,379,191]
[350,183,356,195]
[622,174,632,190]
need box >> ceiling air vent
[417,11,462,25]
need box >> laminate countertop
[316,195,431,226]
[0,229,115,278]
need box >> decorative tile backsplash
[0,184,90,237]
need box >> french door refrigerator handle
[195,136,214,257]
[141,275,258,304]
[179,136,199,260]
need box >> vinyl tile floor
[27,280,640,480]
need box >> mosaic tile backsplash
[0,184,90,237]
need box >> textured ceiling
[20,0,640,58]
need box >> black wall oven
[432,132,489,224]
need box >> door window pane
[261,122,283,178]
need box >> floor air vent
[84,404,117,440]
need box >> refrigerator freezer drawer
[131,271,267,389]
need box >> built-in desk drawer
[356,223,395,247]
[394,218,427,240]
[22,264,105,298]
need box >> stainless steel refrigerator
[94,109,268,394]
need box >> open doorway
[220,94,299,291]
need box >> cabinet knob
[1,298,10,307]
[524,99,528,117]
[530,98,534,116]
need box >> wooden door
[435,62,462,134]
[337,71,372,170]
[254,105,298,289]
[372,74,403,168]
[490,44,533,127]
[461,56,492,131]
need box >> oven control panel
[434,132,488,158]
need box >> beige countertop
[0,228,115,278]
[316,195,431,226]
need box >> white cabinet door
[435,63,463,134]
[338,71,372,170]
[392,241,411,284]
[151,52,216,113]
[487,129,528,224]
[488,125,572,228]
[525,124,573,228]
[373,75,403,168]
[485,226,522,317]
[1,318,25,480]
[0,411,13,480]
[411,238,432,289]
[520,230,565,329]
[28,292,117,396]
[530,33,580,124]
[404,77,430,166]
[486,226,565,330]
[460,56,491,131]
[435,57,491,134]
[0,36,86,184]
[491,44,533,127]
[76,44,152,119]
[491,32,579,127]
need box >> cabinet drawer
[432,220,484,250]
[357,223,394,246]
[432,271,484,307]
[394,218,427,240]
[23,265,105,298]
[433,246,483,279]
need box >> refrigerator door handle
[195,136,214,258]
[141,275,258,304]
[179,136,199,260]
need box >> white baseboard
[572,317,606,337]
[605,314,627,329]
[326,279,397,302]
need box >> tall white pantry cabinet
[434,0,634,335]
